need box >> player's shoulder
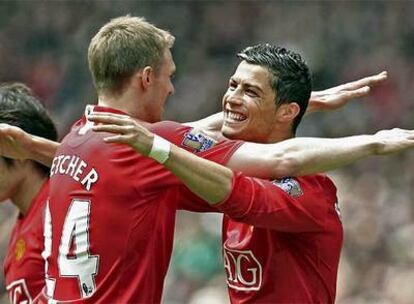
[150,121,213,149]
[150,121,242,158]
[150,120,189,138]
[147,120,189,147]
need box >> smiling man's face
[221,60,278,142]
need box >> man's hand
[89,113,154,156]
[373,128,414,155]
[90,112,232,204]
[0,123,32,160]
[307,71,387,114]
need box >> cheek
[0,180,11,200]
[222,95,227,105]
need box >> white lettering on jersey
[6,279,32,304]
[50,155,99,191]
[73,160,87,182]
[223,247,262,291]
[81,168,99,191]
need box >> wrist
[305,99,322,115]
[148,134,171,164]
[359,134,380,155]
[371,133,386,155]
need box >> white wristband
[149,135,171,164]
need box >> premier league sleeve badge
[271,178,304,198]
[182,129,217,153]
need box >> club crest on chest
[15,238,26,261]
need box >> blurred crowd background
[0,1,413,303]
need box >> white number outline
[6,279,32,304]
[43,199,99,299]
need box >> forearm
[163,143,234,204]
[30,135,60,167]
[229,135,380,179]
[163,143,234,205]
[305,99,323,115]
[268,135,379,177]
[0,123,59,167]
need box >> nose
[169,83,175,96]
[226,89,243,106]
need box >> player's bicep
[227,142,293,179]
[177,186,218,213]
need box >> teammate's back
[43,107,178,303]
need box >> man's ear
[139,66,154,90]
[276,102,300,123]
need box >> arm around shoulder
[0,123,59,167]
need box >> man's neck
[12,168,47,216]
[263,122,295,144]
[98,95,138,118]
[205,128,294,145]
[265,132,294,144]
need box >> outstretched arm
[0,72,387,166]
[89,113,414,203]
[227,128,414,178]
[185,71,388,130]
[306,71,387,114]
[0,123,59,167]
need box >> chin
[147,113,162,123]
[0,197,10,204]
[222,125,267,143]
[222,125,244,140]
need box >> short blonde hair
[88,15,175,94]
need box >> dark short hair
[0,83,57,175]
[237,44,312,133]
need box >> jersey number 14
[43,200,99,299]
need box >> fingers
[323,71,387,94]
[92,125,133,145]
[92,124,132,135]
[340,71,388,91]
[342,86,371,99]
[402,129,414,140]
[102,135,129,144]
[89,112,129,120]
[88,113,131,126]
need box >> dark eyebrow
[229,77,264,94]
[245,83,264,94]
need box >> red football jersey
[39,105,242,303]
[215,173,343,303]
[4,181,48,304]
